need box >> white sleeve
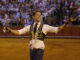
[18,25,30,35]
[43,25,59,35]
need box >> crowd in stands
[0,0,80,27]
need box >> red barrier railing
[0,26,80,38]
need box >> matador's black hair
[32,9,42,16]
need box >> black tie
[34,24,38,33]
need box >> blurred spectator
[77,8,80,15]
[0,0,80,27]
[75,0,80,6]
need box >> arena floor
[0,38,80,60]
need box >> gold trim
[35,30,38,40]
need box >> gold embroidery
[30,23,44,40]
[31,31,34,40]
[35,30,38,40]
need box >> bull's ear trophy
[65,14,77,24]
[70,13,77,21]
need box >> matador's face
[33,12,41,23]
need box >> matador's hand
[3,27,10,33]
[65,17,75,24]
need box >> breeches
[30,49,44,60]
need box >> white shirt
[18,23,59,49]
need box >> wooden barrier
[0,26,80,38]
